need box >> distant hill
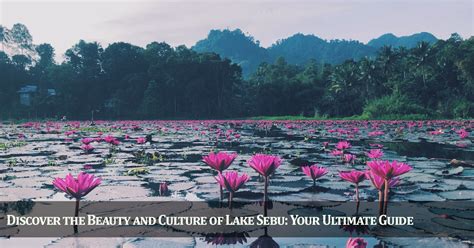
[193,29,439,76]
[268,33,376,65]
[193,29,270,76]
[367,32,438,49]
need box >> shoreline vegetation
[2,115,473,124]
[1,24,473,120]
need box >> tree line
[0,33,473,120]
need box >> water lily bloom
[215,171,249,208]
[339,170,366,205]
[203,151,238,200]
[52,172,102,199]
[52,172,101,234]
[366,160,412,180]
[366,169,400,214]
[203,151,238,172]
[301,165,328,186]
[458,129,469,139]
[248,154,282,214]
[159,182,169,196]
[367,160,411,215]
[330,149,343,157]
[216,171,249,193]
[367,149,384,159]
[339,170,366,184]
[81,137,95,145]
[136,137,146,144]
[336,141,351,150]
[369,143,384,148]
[103,135,115,143]
[344,154,356,164]
[248,154,282,177]
[83,164,93,170]
[80,144,95,153]
[346,237,367,248]
[368,131,385,137]
[366,170,399,190]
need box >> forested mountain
[193,29,270,77]
[193,29,438,76]
[268,33,376,65]
[1,24,472,120]
[368,32,438,49]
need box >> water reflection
[203,231,250,245]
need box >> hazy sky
[1,0,473,60]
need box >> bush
[362,94,428,119]
[452,98,473,118]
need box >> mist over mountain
[193,29,438,76]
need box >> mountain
[193,29,270,76]
[192,29,439,76]
[268,33,377,65]
[0,23,39,63]
[368,32,438,49]
[193,30,379,76]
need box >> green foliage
[452,99,473,118]
[125,167,150,176]
[0,24,473,120]
[192,29,438,76]
[362,94,427,119]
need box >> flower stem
[264,176,269,217]
[229,191,233,209]
[218,171,223,201]
[74,198,79,234]
[355,184,360,214]
[378,190,383,216]
[383,179,389,215]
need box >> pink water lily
[366,160,412,180]
[336,141,351,150]
[80,144,94,153]
[136,137,146,144]
[367,149,384,159]
[339,170,366,206]
[215,171,249,208]
[343,154,356,164]
[103,135,120,145]
[302,165,328,186]
[331,149,343,157]
[203,151,238,200]
[52,172,101,233]
[366,170,399,190]
[367,160,411,215]
[202,151,238,172]
[81,137,95,145]
[339,170,366,184]
[248,154,282,177]
[52,172,101,199]
[159,182,169,196]
[215,171,249,193]
[346,237,367,248]
[458,129,469,139]
[248,154,282,213]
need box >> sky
[1,0,473,61]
